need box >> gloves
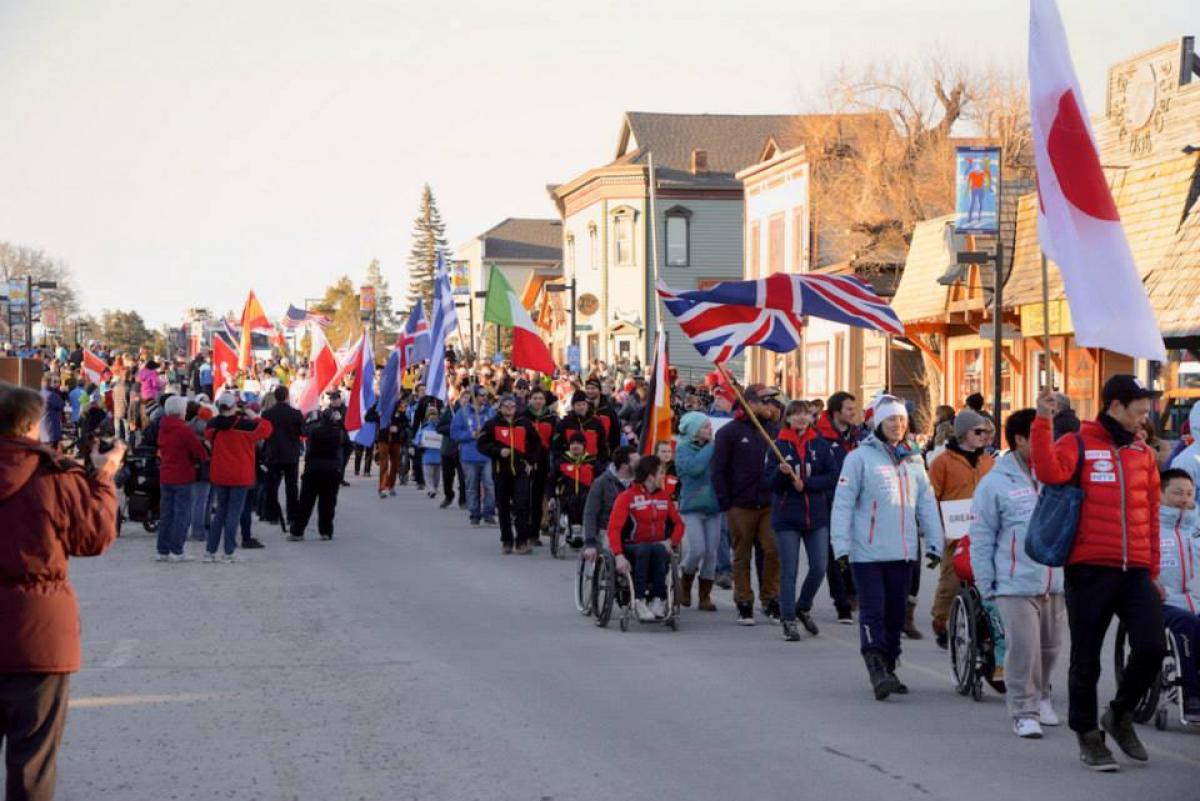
[615,554,631,575]
[926,552,941,569]
[836,555,850,570]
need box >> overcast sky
[1,0,1193,327]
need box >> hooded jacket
[450,402,493,464]
[968,451,1062,598]
[1169,403,1200,501]
[1159,504,1200,614]
[1031,416,1160,577]
[674,413,718,516]
[830,434,943,563]
[583,466,629,548]
[768,426,838,531]
[205,413,272,487]
[0,437,118,672]
[157,415,209,485]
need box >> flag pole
[715,362,788,467]
[1040,252,1054,390]
[648,152,664,339]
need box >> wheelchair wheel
[551,508,569,561]
[1113,622,1160,724]
[594,552,616,628]
[666,552,681,629]
[574,553,595,616]
[949,591,977,696]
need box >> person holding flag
[477,394,543,555]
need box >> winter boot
[903,601,924,640]
[697,579,717,612]
[680,571,695,607]
[886,657,909,694]
[863,651,894,700]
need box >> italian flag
[483,264,557,374]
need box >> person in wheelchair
[1157,468,1200,718]
[970,408,1065,739]
[556,433,595,546]
[607,454,685,622]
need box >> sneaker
[648,597,666,619]
[737,603,755,626]
[220,553,239,563]
[319,534,332,541]
[241,538,265,550]
[471,519,481,527]
[439,498,452,509]
[514,543,531,555]
[1101,705,1148,762]
[154,553,170,562]
[1077,730,1120,772]
[340,480,351,487]
[797,610,819,636]
[168,553,194,563]
[1014,718,1044,739]
[634,599,656,622]
[427,490,437,498]
[502,544,513,555]
[287,534,304,542]
[483,517,498,526]
[837,609,854,625]
[763,599,781,621]
[379,490,388,499]
[714,571,733,590]
[1038,699,1060,726]
[389,489,397,497]
[202,552,219,563]
[782,621,801,641]
[932,618,948,650]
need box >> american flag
[281,304,331,329]
[657,273,904,364]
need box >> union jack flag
[657,273,904,364]
[396,300,431,374]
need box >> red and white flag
[212,334,238,393]
[1028,0,1165,361]
[295,324,339,416]
[81,351,111,385]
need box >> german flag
[639,330,673,455]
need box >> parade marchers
[2,340,1199,799]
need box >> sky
[0,0,1193,328]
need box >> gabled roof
[479,218,562,264]
[1144,199,1200,339]
[611,112,891,189]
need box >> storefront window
[955,348,983,406]
[805,343,829,397]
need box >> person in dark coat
[291,409,346,541]
[261,385,304,528]
[477,394,543,554]
[0,384,123,801]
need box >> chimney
[690,149,708,174]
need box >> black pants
[353,443,372,476]
[264,462,299,525]
[495,470,532,547]
[293,469,341,538]
[0,673,69,801]
[851,560,910,662]
[1064,564,1165,732]
[412,447,425,488]
[441,451,463,501]
[827,541,857,613]
[529,465,547,535]
[626,541,669,599]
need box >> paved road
[59,476,1198,800]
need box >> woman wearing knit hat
[675,412,720,611]
[830,394,943,700]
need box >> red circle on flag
[1047,90,1120,222]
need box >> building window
[588,224,599,270]
[664,205,692,267]
[768,214,784,274]
[806,342,829,397]
[612,208,636,267]
[566,234,576,274]
[955,348,984,406]
[750,222,761,278]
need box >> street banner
[360,286,376,312]
[1028,0,1166,361]
[954,146,1001,235]
[451,260,471,296]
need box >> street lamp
[454,301,476,359]
[473,290,493,357]
[544,279,577,365]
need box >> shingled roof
[1144,202,1200,339]
[614,112,889,189]
[480,218,562,264]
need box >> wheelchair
[593,547,681,631]
[548,485,585,560]
[1114,620,1200,731]
[949,583,1006,701]
[574,548,597,617]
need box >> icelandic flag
[423,251,458,402]
[657,273,903,364]
[397,300,432,373]
[1028,0,1165,361]
[345,332,376,444]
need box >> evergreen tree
[363,258,397,329]
[406,183,447,313]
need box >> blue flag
[424,251,458,402]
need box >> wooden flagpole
[1040,252,1054,390]
[715,362,788,467]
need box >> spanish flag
[238,290,270,368]
[640,330,673,455]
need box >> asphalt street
[58,475,1198,801]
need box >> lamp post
[455,301,476,360]
[544,279,577,361]
[473,290,490,360]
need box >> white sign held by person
[940,499,975,541]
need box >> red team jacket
[607,482,685,556]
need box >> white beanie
[869,394,908,426]
[164,396,189,418]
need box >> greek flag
[424,251,458,402]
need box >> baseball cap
[1102,374,1160,406]
[216,391,239,410]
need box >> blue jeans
[208,486,248,555]
[776,526,829,620]
[239,484,259,540]
[462,461,495,522]
[715,514,732,574]
[1163,605,1200,701]
[851,560,911,662]
[157,483,194,556]
[681,512,721,580]
[189,480,210,540]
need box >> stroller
[118,447,161,533]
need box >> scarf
[1097,412,1136,448]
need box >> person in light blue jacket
[831,395,942,700]
[451,386,496,525]
[969,409,1065,739]
[675,412,720,611]
[1169,403,1200,501]
[1157,468,1200,718]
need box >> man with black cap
[322,389,353,487]
[584,377,621,453]
[554,390,609,469]
[478,394,543,554]
[1031,375,1165,771]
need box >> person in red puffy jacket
[1031,376,1165,771]
[0,383,124,801]
[204,393,272,562]
[607,455,685,622]
[155,396,208,562]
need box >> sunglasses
[971,427,990,435]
